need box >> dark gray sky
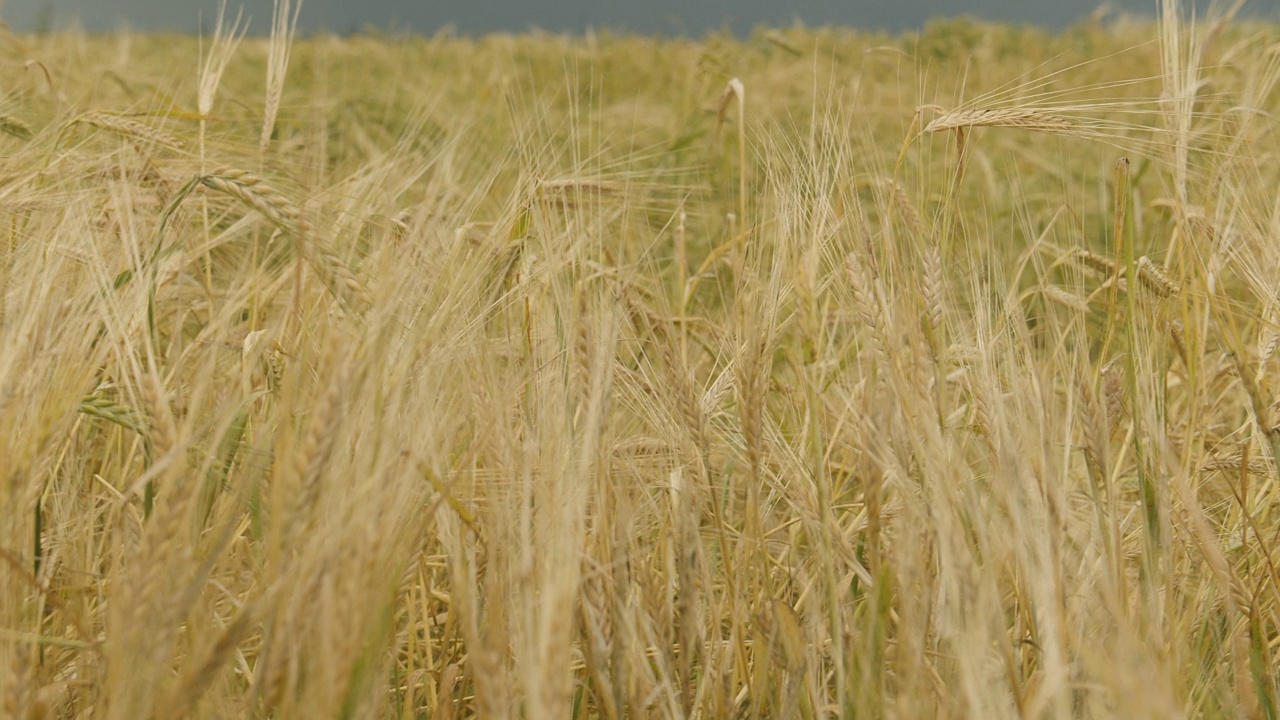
[3,0,1276,35]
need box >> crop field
[1,1,1279,717]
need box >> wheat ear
[924,108,1078,134]
[200,166,305,231]
[201,166,372,307]
[80,392,147,435]
[0,113,32,141]
[76,111,182,149]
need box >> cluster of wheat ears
[1,0,1279,717]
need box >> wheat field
[1,1,1279,717]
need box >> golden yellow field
[1,3,1279,717]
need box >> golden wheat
[6,12,1280,719]
[200,166,304,231]
[76,111,182,149]
[1136,255,1178,297]
[79,391,146,435]
[923,107,1078,134]
[0,113,32,141]
[200,165,372,306]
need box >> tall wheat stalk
[261,0,301,164]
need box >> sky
[2,0,1277,36]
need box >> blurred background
[6,0,1273,36]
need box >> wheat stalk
[922,248,944,355]
[924,108,1078,134]
[142,373,177,463]
[1072,248,1118,276]
[311,248,373,307]
[261,0,301,159]
[0,113,32,141]
[434,664,462,720]
[198,1,245,121]
[200,166,372,307]
[80,391,146,435]
[287,345,346,545]
[663,340,708,462]
[1136,255,1178,297]
[1041,285,1092,312]
[887,179,922,235]
[1256,314,1277,386]
[75,111,182,149]
[104,373,195,718]
[201,166,305,231]
[1101,358,1127,426]
[578,568,619,720]
[968,381,999,456]
[670,466,703,714]
[391,210,411,244]
[735,334,768,485]
[845,253,888,362]
[1071,248,1178,298]
[575,286,593,395]
[537,177,624,203]
[717,77,748,222]
[159,604,257,718]
[1200,453,1271,477]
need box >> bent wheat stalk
[200,166,304,231]
[0,113,32,141]
[897,104,1078,172]
[200,166,372,308]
